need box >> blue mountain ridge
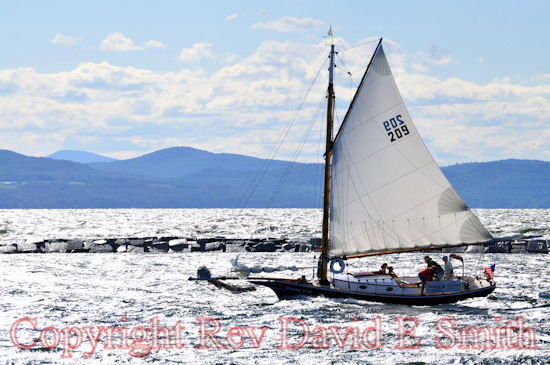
[0,148,548,208]
[87,146,298,178]
[48,150,117,164]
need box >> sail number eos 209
[383,114,409,142]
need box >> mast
[318,42,335,284]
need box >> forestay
[329,41,492,258]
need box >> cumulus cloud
[0,37,549,163]
[144,40,166,48]
[100,33,142,52]
[411,63,427,73]
[50,34,81,47]
[252,16,324,33]
[225,13,238,21]
[178,42,215,63]
[99,33,165,52]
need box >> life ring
[329,259,345,274]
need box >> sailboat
[193,37,497,305]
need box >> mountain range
[48,150,117,164]
[0,147,548,208]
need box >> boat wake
[231,255,299,277]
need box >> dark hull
[250,279,496,306]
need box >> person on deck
[418,267,432,284]
[424,256,443,281]
[374,263,388,275]
[442,256,454,280]
[388,266,397,278]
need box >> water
[0,209,323,244]
[1,208,548,245]
[0,209,549,364]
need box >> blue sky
[0,0,549,164]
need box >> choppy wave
[1,209,549,245]
[0,209,549,364]
[0,208,322,245]
[0,252,548,364]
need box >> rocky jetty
[0,236,547,254]
[0,237,323,254]
[441,239,549,254]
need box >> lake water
[0,209,549,364]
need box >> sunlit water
[0,209,549,364]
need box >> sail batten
[329,42,492,258]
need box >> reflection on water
[0,209,548,363]
[1,208,549,245]
[0,252,548,364]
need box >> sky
[0,0,549,165]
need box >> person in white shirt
[442,256,454,280]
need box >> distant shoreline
[1,148,549,209]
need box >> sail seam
[334,76,399,145]
[339,210,492,255]
[332,38,383,148]
[333,101,417,174]
[328,39,492,258]
[330,181,484,256]
[341,158,435,199]
[331,212,482,257]
[333,141,406,253]
[387,57,490,233]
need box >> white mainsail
[329,41,492,258]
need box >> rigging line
[381,59,485,210]
[469,249,485,278]
[333,102,342,151]
[335,53,357,86]
[331,93,475,214]
[313,101,326,208]
[265,96,324,208]
[238,56,329,209]
[343,210,483,255]
[332,38,382,148]
[334,101,342,131]
[338,71,489,241]
[239,56,328,209]
[334,140,482,254]
[339,135,392,246]
[338,38,380,54]
[336,143,397,253]
[265,95,326,208]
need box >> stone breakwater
[0,237,547,254]
[0,237,323,254]
[456,239,549,254]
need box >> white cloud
[144,40,166,48]
[411,63,427,73]
[252,16,325,33]
[100,33,142,52]
[225,13,238,21]
[178,42,214,63]
[0,37,549,163]
[223,52,238,63]
[434,55,453,65]
[50,34,81,47]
